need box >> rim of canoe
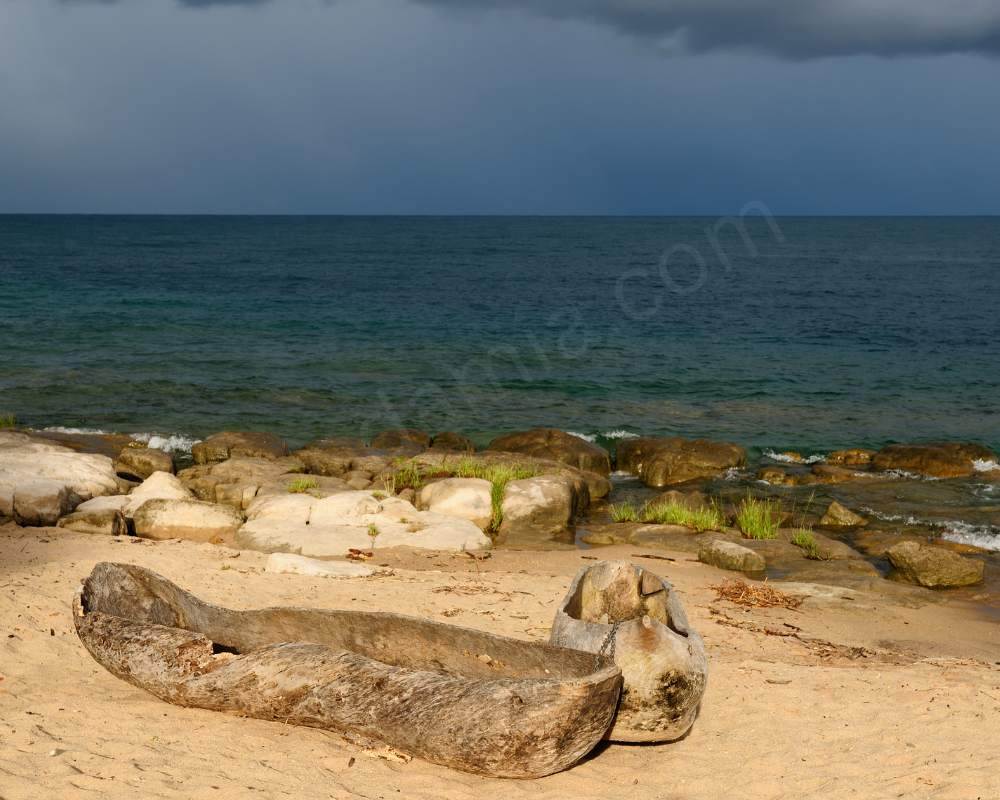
[73,562,623,779]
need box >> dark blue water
[1,215,998,452]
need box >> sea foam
[862,507,1000,552]
[762,449,825,464]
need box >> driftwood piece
[550,560,708,743]
[73,562,621,779]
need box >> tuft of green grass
[0,413,16,429]
[791,529,827,560]
[390,458,541,534]
[287,477,318,493]
[450,460,541,533]
[736,493,781,540]
[641,500,724,532]
[393,460,425,490]
[609,501,641,522]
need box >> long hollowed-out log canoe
[73,562,622,778]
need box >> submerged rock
[430,431,476,453]
[488,428,611,477]
[826,448,876,467]
[698,539,766,573]
[549,560,707,743]
[616,437,745,488]
[872,443,996,479]
[819,500,868,528]
[191,431,289,465]
[886,541,984,588]
[370,428,431,452]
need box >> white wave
[723,467,746,481]
[876,469,931,481]
[763,449,825,464]
[133,432,200,453]
[940,520,1000,551]
[602,429,640,440]
[862,507,1000,551]
[41,426,110,435]
[973,458,1000,473]
[567,429,638,443]
[860,507,924,525]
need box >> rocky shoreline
[1,425,996,603]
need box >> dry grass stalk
[710,579,803,610]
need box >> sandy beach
[2,524,997,800]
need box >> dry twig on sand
[710,579,803,610]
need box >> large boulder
[132,498,243,544]
[698,539,766,573]
[382,449,610,503]
[0,432,119,525]
[292,439,397,479]
[886,541,984,588]
[56,471,197,535]
[236,491,491,557]
[872,443,996,479]
[819,500,868,528]
[826,449,875,467]
[430,431,476,453]
[617,437,745,488]
[418,478,493,530]
[56,495,129,536]
[191,431,289,465]
[125,471,192,513]
[499,475,576,539]
[487,429,611,477]
[178,456,324,511]
[114,446,174,480]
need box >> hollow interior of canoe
[81,563,607,682]
[564,563,675,628]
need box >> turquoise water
[1,215,998,453]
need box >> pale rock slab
[265,553,374,578]
[418,478,493,530]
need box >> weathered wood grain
[73,562,622,778]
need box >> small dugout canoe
[73,562,622,778]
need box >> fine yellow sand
[1,524,998,800]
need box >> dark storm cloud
[59,0,1000,59]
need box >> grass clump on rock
[0,413,16,429]
[391,457,541,533]
[609,498,723,532]
[287,477,319,493]
[642,500,724,532]
[450,459,541,533]
[736,493,781,540]
[790,529,826,560]
[609,501,641,523]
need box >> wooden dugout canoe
[73,562,622,778]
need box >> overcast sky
[2,0,999,214]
